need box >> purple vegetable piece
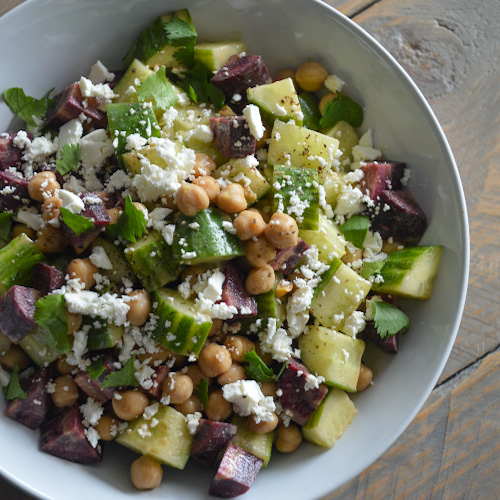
[369,190,427,244]
[45,82,107,131]
[278,358,328,426]
[144,364,170,400]
[269,238,309,277]
[210,116,256,159]
[32,262,65,296]
[4,366,52,429]
[0,170,30,212]
[362,322,399,353]
[220,262,257,320]
[190,419,237,467]
[359,161,406,200]
[40,404,102,464]
[209,443,263,498]
[0,131,28,170]
[0,285,41,343]
[211,55,272,112]
[74,354,116,403]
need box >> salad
[0,8,442,497]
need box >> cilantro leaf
[3,363,28,401]
[34,294,69,352]
[56,143,81,175]
[114,195,147,243]
[59,207,94,236]
[174,63,224,109]
[370,300,410,339]
[340,215,370,249]
[87,357,106,379]
[164,17,197,47]
[193,378,209,407]
[137,66,179,110]
[319,93,364,129]
[0,212,13,241]
[244,349,276,383]
[206,83,225,110]
[3,87,50,130]
[360,260,385,280]
[102,356,138,388]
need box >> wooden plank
[0,0,24,17]
[323,0,377,18]
[326,349,500,499]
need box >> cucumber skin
[113,59,154,103]
[19,327,60,366]
[231,415,274,467]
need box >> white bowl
[0,0,469,499]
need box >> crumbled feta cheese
[243,104,265,140]
[80,398,104,426]
[80,129,114,168]
[274,103,287,117]
[13,130,31,149]
[57,119,83,153]
[304,373,325,391]
[65,291,130,326]
[185,412,202,435]
[88,60,115,84]
[358,129,373,148]
[14,208,43,231]
[59,189,85,214]
[89,246,113,270]
[125,133,148,151]
[79,76,116,103]
[258,318,293,362]
[324,74,345,93]
[23,135,57,162]
[352,144,382,162]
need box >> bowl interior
[0,0,468,499]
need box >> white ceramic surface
[0,0,469,499]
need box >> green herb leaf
[59,207,94,236]
[56,143,81,175]
[370,300,410,339]
[137,66,179,110]
[319,93,364,129]
[3,363,28,401]
[244,348,276,383]
[114,195,147,243]
[87,357,106,379]
[340,215,370,249]
[360,260,385,280]
[0,212,13,241]
[206,83,225,110]
[34,294,69,352]
[3,87,50,130]
[194,378,209,407]
[298,92,321,131]
[164,17,198,47]
[175,63,225,109]
[102,356,138,388]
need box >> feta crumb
[59,189,85,214]
[89,246,113,270]
[243,104,265,140]
[185,412,202,435]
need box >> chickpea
[198,343,232,378]
[341,246,363,264]
[130,455,163,490]
[176,182,210,217]
[192,153,217,178]
[66,310,83,334]
[193,175,220,203]
[11,223,36,240]
[137,345,170,366]
[67,258,98,289]
[382,239,404,255]
[223,335,255,363]
[255,342,273,366]
[274,69,298,88]
[295,61,328,92]
[244,235,277,268]
[94,414,121,441]
[185,364,212,388]
[319,92,338,114]
[275,422,303,453]
[356,363,373,392]
[246,265,275,295]
[217,183,247,213]
[126,290,151,326]
[107,207,122,224]
[56,356,75,375]
[0,344,31,371]
[208,318,223,337]
[163,372,193,405]
[264,213,299,250]
[174,395,203,416]
[51,375,79,408]
[205,389,233,421]
[36,224,67,254]
[246,412,278,433]
[28,171,60,202]
[112,390,149,421]
[41,196,63,221]
[217,362,246,386]
[233,210,266,241]
[259,382,277,399]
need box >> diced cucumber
[231,415,274,467]
[19,327,60,366]
[302,388,357,448]
[272,164,319,230]
[247,78,303,125]
[126,231,183,292]
[86,320,123,351]
[267,120,339,182]
[172,208,245,266]
[299,325,365,392]
[123,9,196,69]
[91,237,136,285]
[311,259,371,330]
[0,234,44,296]
[194,41,246,71]
[299,214,346,263]
[116,404,192,469]
[323,120,359,164]
[113,59,154,104]
[372,245,443,300]
[151,288,211,356]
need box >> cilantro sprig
[106,195,147,243]
[102,356,138,388]
[87,357,106,380]
[34,294,69,352]
[0,212,13,241]
[163,16,198,66]
[369,300,410,339]
[244,349,283,383]
[56,143,81,176]
[59,207,94,236]
[137,66,179,110]
[340,215,370,249]
[3,363,28,401]
[193,378,209,407]
[3,87,51,130]
[319,93,364,129]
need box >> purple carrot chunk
[369,190,427,244]
[0,171,30,212]
[4,366,52,429]
[362,322,399,353]
[269,239,309,277]
[74,354,116,403]
[144,364,170,400]
[40,404,102,464]
[210,116,256,159]
[209,443,263,498]
[359,161,406,200]
[0,131,28,170]
[278,358,328,426]
[191,419,237,467]
[32,262,65,296]
[0,285,42,343]
[220,262,257,320]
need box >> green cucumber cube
[194,41,246,71]
[91,237,135,285]
[299,214,346,262]
[19,327,60,366]
[231,415,274,467]
[323,120,359,163]
[86,321,123,351]
[113,59,154,104]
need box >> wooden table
[1,0,499,498]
